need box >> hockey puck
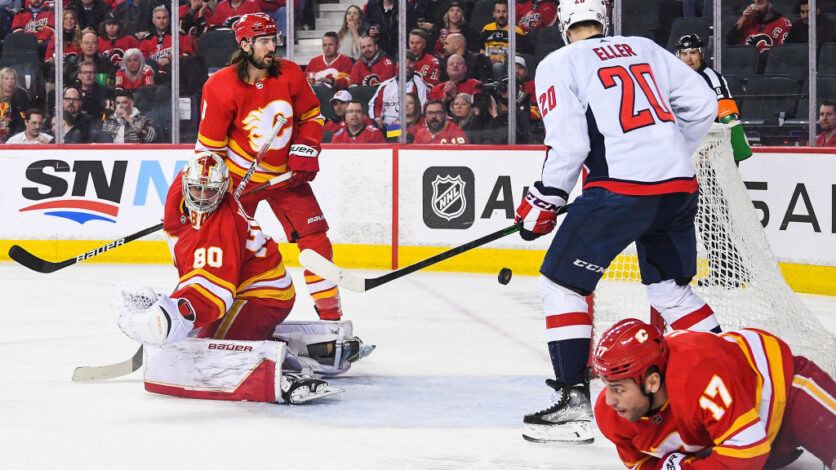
[498,267,512,285]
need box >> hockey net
[591,124,836,377]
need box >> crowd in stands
[1,0,835,145]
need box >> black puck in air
[498,267,512,285]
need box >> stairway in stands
[290,0,361,66]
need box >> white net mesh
[592,124,836,377]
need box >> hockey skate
[522,379,594,444]
[279,373,344,404]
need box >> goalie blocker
[143,320,374,404]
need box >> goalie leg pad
[144,338,287,402]
[646,280,719,332]
[273,320,375,376]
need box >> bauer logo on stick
[422,167,474,229]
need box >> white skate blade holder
[288,384,344,404]
[522,421,594,445]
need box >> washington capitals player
[514,0,720,443]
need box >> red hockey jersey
[350,53,395,87]
[196,60,324,189]
[139,33,193,62]
[164,174,295,327]
[596,329,794,470]
[323,115,373,133]
[44,36,81,61]
[305,53,353,90]
[205,0,261,28]
[115,65,155,90]
[413,121,468,144]
[739,16,792,53]
[515,0,557,32]
[99,35,140,67]
[429,78,482,101]
[330,125,385,143]
[12,7,54,43]
[414,52,442,86]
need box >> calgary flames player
[593,319,836,469]
[115,153,372,404]
[195,13,345,321]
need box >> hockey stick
[300,205,569,292]
[9,172,293,274]
[71,345,143,382]
[234,115,287,199]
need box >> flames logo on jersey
[362,74,382,87]
[241,100,293,153]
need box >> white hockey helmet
[182,152,230,228]
[557,0,609,44]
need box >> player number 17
[699,375,733,420]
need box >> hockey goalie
[114,152,373,404]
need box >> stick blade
[72,346,143,382]
[8,245,64,273]
[298,249,366,292]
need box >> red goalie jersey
[196,60,324,190]
[163,174,295,331]
[596,329,797,470]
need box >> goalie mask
[557,0,608,44]
[182,152,230,228]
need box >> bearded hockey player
[515,0,720,443]
[594,319,836,469]
[195,13,345,322]
[115,153,372,404]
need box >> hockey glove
[515,181,566,241]
[114,283,196,346]
[287,142,320,188]
[658,452,693,470]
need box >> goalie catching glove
[515,181,567,241]
[114,283,196,346]
[287,141,320,188]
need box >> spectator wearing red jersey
[514,55,539,121]
[306,32,353,90]
[12,0,54,57]
[205,0,260,29]
[515,0,556,32]
[98,12,140,68]
[323,89,373,133]
[817,101,836,146]
[349,35,395,87]
[725,0,792,73]
[45,9,82,63]
[140,5,193,80]
[430,53,480,104]
[331,100,386,143]
[409,28,441,85]
[414,99,468,144]
[405,91,425,138]
[115,47,155,90]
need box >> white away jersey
[534,35,717,197]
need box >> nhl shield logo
[423,167,475,229]
[431,175,467,221]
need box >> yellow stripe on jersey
[238,264,287,292]
[184,283,226,320]
[727,334,765,423]
[237,285,296,302]
[793,376,836,411]
[305,274,324,283]
[227,139,289,173]
[215,299,246,339]
[713,440,771,459]
[197,133,228,149]
[180,268,237,296]
[762,335,787,443]
[714,408,759,445]
[310,286,339,300]
[623,455,651,469]
[299,107,324,122]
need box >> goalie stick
[71,345,143,382]
[9,172,293,274]
[299,205,569,292]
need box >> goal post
[591,124,836,377]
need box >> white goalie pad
[273,320,374,376]
[144,338,288,403]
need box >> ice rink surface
[1,263,833,469]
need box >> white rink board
[738,153,836,266]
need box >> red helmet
[233,13,278,44]
[592,319,669,385]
